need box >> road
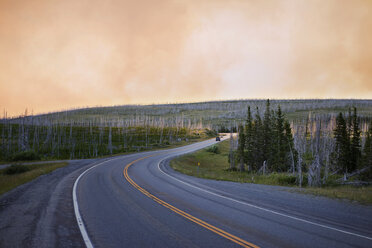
[76,138,372,248]
[1,138,372,247]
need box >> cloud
[0,0,371,116]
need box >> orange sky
[0,0,371,116]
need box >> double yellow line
[123,155,259,248]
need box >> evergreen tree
[284,119,296,173]
[237,124,245,172]
[361,122,372,179]
[253,107,264,171]
[273,105,286,171]
[350,107,361,171]
[244,106,254,171]
[347,108,352,140]
[235,102,296,173]
[334,113,350,173]
[262,99,273,168]
[364,122,372,168]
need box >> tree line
[334,108,372,179]
[4,99,371,133]
[233,99,295,173]
[234,100,372,186]
[0,119,215,161]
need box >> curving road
[75,139,372,248]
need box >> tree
[362,122,372,179]
[273,105,287,171]
[252,107,264,171]
[244,106,254,171]
[334,113,350,173]
[284,120,296,174]
[350,107,361,171]
[262,99,273,168]
[108,126,113,154]
[237,125,245,172]
[347,108,352,140]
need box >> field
[170,139,372,204]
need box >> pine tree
[262,99,273,168]
[350,107,361,171]
[273,105,286,171]
[347,108,352,139]
[334,113,350,173]
[284,120,296,173]
[253,107,264,171]
[362,122,372,179]
[238,124,245,172]
[244,106,254,171]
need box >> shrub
[205,129,217,137]
[4,164,30,175]
[276,173,297,186]
[206,145,220,154]
[10,151,41,162]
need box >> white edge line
[157,153,372,241]
[73,156,125,248]
[72,140,217,248]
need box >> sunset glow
[1,0,371,116]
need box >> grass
[0,162,68,195]
[170,139,372,204]
[293,186,372,205]
[0,137,213,196]
[170,140,298,185]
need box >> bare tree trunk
[159,126,163,145]
[108,126,113,154]
[145,125,148,148]
[297,156,302,187]
[239,156,245,172]
[288,140,295,175]
[229,132,235,170]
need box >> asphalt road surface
[1,138,372,247]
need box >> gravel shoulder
[0,158,101,247]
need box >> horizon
[1,0,372,116]
[3,98,372,118]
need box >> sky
[0,0,371,116]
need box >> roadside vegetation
[0,121,216,162]
[171,140,372,204]
[2,99,371,163]
[1,99,371,202]
[231,100,372,187]
[0,162,68,195]
[171,100,372,204]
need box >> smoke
[0,0,371,116]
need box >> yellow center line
[123,155,259,248]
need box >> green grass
[170,139,372,204]
[0,162,68,195]
[293,186,372,205]
[170,140,298,185]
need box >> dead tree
[229,132,235,170]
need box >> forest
[232,100,372,186]
[0,119,215,161]
[1,99,371,175]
